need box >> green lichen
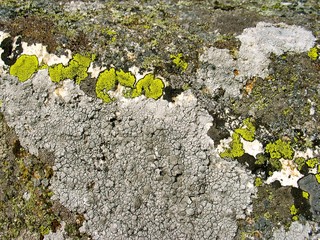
[308,47,318,61]
[315,165,320,183]
[48,63,65,83]
[265,139,294,160]
[316,174,320,184]
[182,83,190,91]
[255,177,263,187]
[116,69,136,88]
[306,157,319,168]
[235,118,256,141]
[220,132,245,158]
[63,53,92,84]
[9,55,39,82]
[264,211,271,219]
[131,73,165,99]
[48,54,92,84]
[96,69,164,103]
[290,204,299,221]
[269,158,282,171]
[255,153,267,165]
[170,53,188,72]
[302,191,309,199]
[294,157,306,171]
[95,68,117,103]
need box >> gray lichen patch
[0,70,256,239]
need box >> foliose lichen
[95,68,117,103]
[308,47,318,61]
[9,54,39,82]
[290,204,299,221]
[305,158,319,168]
[220,132,245,158]
[48,53,92,84]
[131,73,165,99]
[115,69,136,88]
[170,53,188,72]
[265,139,294,160]
[235,117,256,142]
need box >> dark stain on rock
[0,36,23,66]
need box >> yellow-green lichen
[116,69,136,88]
[48,63,65,83]
[316,165,320,183]
[255,177,263,187]
[294,157,306,171]
[170,53,188,72]
[131,73,165,99]
[235,118,256,141]
[9,55,39,82]
[264,211,271,219]
[48,54,92,84]
[316,174,320,183]
[63,53,92,84]
[255,153,267,165]
[95,68,117,103]
[290,204,298,215]
[306,157,319,168]
[265,139,294,160]
[269,158,282,171]
[302,191,309,199]
[290,204,299,221]
[220,132,245,158]
[308,47,318,61]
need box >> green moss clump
[9,55,39,82]
[48,54,92,84]
[235,118,256,141]
[306,157,319,168]
[265,139,294,160]
[170,53,188,72]
[220,132,245,158]
[0,146,58,239]
[95,68,117,103]
[131,73,165,99]
[308,47,318,61]
[116,69,136,88]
